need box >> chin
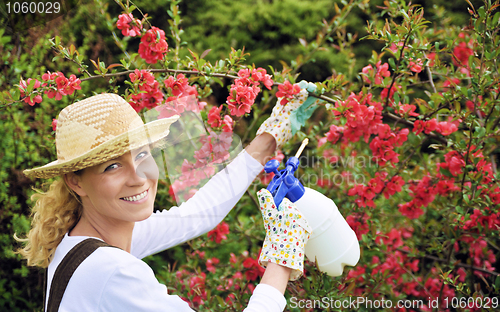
[138,201,155,221]
[137,211,153,222]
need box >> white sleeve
[131,150,263,258]
[99,259,285,312]
[244,284,287,312]
[99,259,194,312]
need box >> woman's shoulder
[48,234,164,311]
[50,234,137,270]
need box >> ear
[63,172,87,197]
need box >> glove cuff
[258,235,307,281]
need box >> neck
[69,213,134,252]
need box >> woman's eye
[104,163,119,172]
[135,151,149,161]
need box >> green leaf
[439,167,453,178]
[475,126,485,138]
[388,58,396,69]
[394,92,400,104]
[463,193,469,204]
[26,79,37,94]
[200,49,211,59]
[13,88,20,100]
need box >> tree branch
[80,68,239,82]
[398,248,499,277]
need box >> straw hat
[23,93,179,179]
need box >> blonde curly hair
[16,177,82,268]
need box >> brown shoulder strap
[45,238,114,312]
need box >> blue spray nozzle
[265,155,306,208]
[265,156,305,208]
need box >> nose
[135,154,160,180]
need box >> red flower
[207,106,223,128]
[395,104,419,117]
[332,92,384,143]
[61,74,81,96]
[453,41,473,68]
[188,273,207,307]
[325,124,344,144]
[427,52,437,67]
[116,13,142,37]
[164,73,190,96]
[243,256,265,281]
[229,253,238,264]
[52,119,58,131]
[408,58,423,73]
[361,61,390,85]
[398,201,424,219]
[226,83,257,116]
[206,257,220,274]
[380,83,400,102]
[138,26,168,64]
[224,67,273,117]
[436,121,458,136]
[383,176,405,198]
[413,119,438,135]
[251,67,274,90]
[442,151,465,176]
[275,80,300,105]
[207,221,230,244]
[128,70,163,112]
[369,136,399,166]
[41,71,81,101]
[19,78,42,106]
[361,64,373,83]
[221,115,233,132]
[348,184,376,208]
[346,213,369,240]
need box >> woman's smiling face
[71,145,159,226]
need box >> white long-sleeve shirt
[46,150,287,311]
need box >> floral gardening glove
[257,188,312,281]
[256,81,321,150]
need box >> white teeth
[122,190,148,202]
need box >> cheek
[150,181,159,198]
[88,176,122,200]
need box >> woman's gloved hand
[257,188,312,281]
[256,81,321,150]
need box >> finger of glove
[257,189,280,221]
[279,198,313,234]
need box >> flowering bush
[3,0,500,311]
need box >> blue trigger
[265,156,305,208]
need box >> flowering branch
[79,68,239,82]
[397,249,500,277]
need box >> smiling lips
[121,190,148,202]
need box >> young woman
[17,92,313,311]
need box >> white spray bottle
[264,139,360,276]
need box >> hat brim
[23,115,180,179]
